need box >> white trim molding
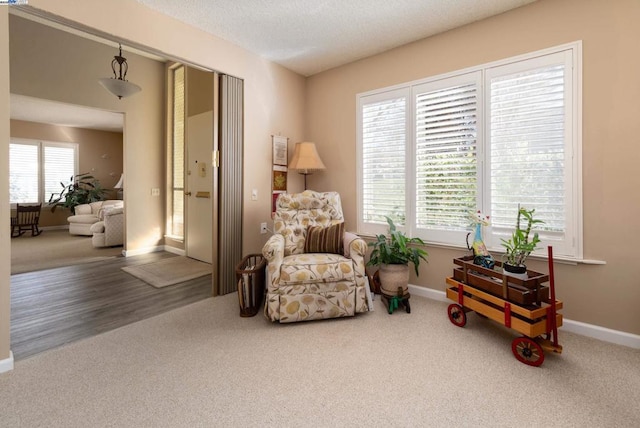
[408,284,640,350]
[0,351,14,374]
[164,245,186,256]
[122,245,164,257]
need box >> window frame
[356,41,582,260]
[9,138,79,208]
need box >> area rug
[121,256,211,288]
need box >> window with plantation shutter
[357,42,581,260]
[485,50,575,256]
[10,142,39,204]
[44,145,76,202]
[170,64,185,239]
[10,139,78,206]
[414,73,480,244]
[358,89,409,233]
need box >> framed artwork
[272,191,284,215]
[271,135,289,217]
[272,135,288,166]
[272,166,287,191]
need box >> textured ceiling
[135,0,536,76]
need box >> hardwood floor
[10,252,212,361]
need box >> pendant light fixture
[98,44,142,99]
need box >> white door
[186,111,214,263]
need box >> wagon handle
[548,246,559,348]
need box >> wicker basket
[235,254,266,317]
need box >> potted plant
[367,216,428,296]
[48,172,107,214]
[500,205,543,278]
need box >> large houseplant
[500,205,543,277]
[367,216,428,296]
[48,173,107,214]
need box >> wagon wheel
[447,304,466,327]
[511,336,545,367]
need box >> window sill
[355,232,606,265]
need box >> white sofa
[67,200,123,236]
[90,206,124,247]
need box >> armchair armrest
[344,231,367,259]
[102,208,124,246]
[262,234,285,292]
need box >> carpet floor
[11,229,122,274]
[1,294,639,427]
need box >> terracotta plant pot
[378,264,410,296]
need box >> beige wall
[306,0,640,334]
[187,67,214,118]
[10,119,123,226]
[1,0,306,360]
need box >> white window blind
[44,145,75,201]
[10,142,39,204]
[360,90,408,229]
[486,50,575,256]
[357,43,581,259]
[9,140,78,206]
[414,74,480,241]
[170,65,185,238]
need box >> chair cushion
[304,222,344,254]
[280,253,355,285]
[67,214,99,225]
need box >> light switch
[251,189,258,201]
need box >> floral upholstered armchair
[262,191,371,323]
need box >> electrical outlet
[151,188,160,196]
[260,222,267,234]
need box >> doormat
[122,256,211,288]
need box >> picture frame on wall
[271,135,289,217]
[272,165,287,191]
[272,135,288,166]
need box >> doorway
[9,95,125,274]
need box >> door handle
[185,191,192,196]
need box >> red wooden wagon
[446,247,563,366]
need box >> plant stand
[380,287,410,314]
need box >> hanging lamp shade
[98,44,142,99]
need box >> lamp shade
[288,142,326,173]
[98,78,141,99]
[114,173,124,189]
[98,44,142,99]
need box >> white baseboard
[41,225,68,231]
[0,351,14,374]
[122,245,186,257]
[164,246,186,256]
[122,245,164,257]
[408,284,640,350]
